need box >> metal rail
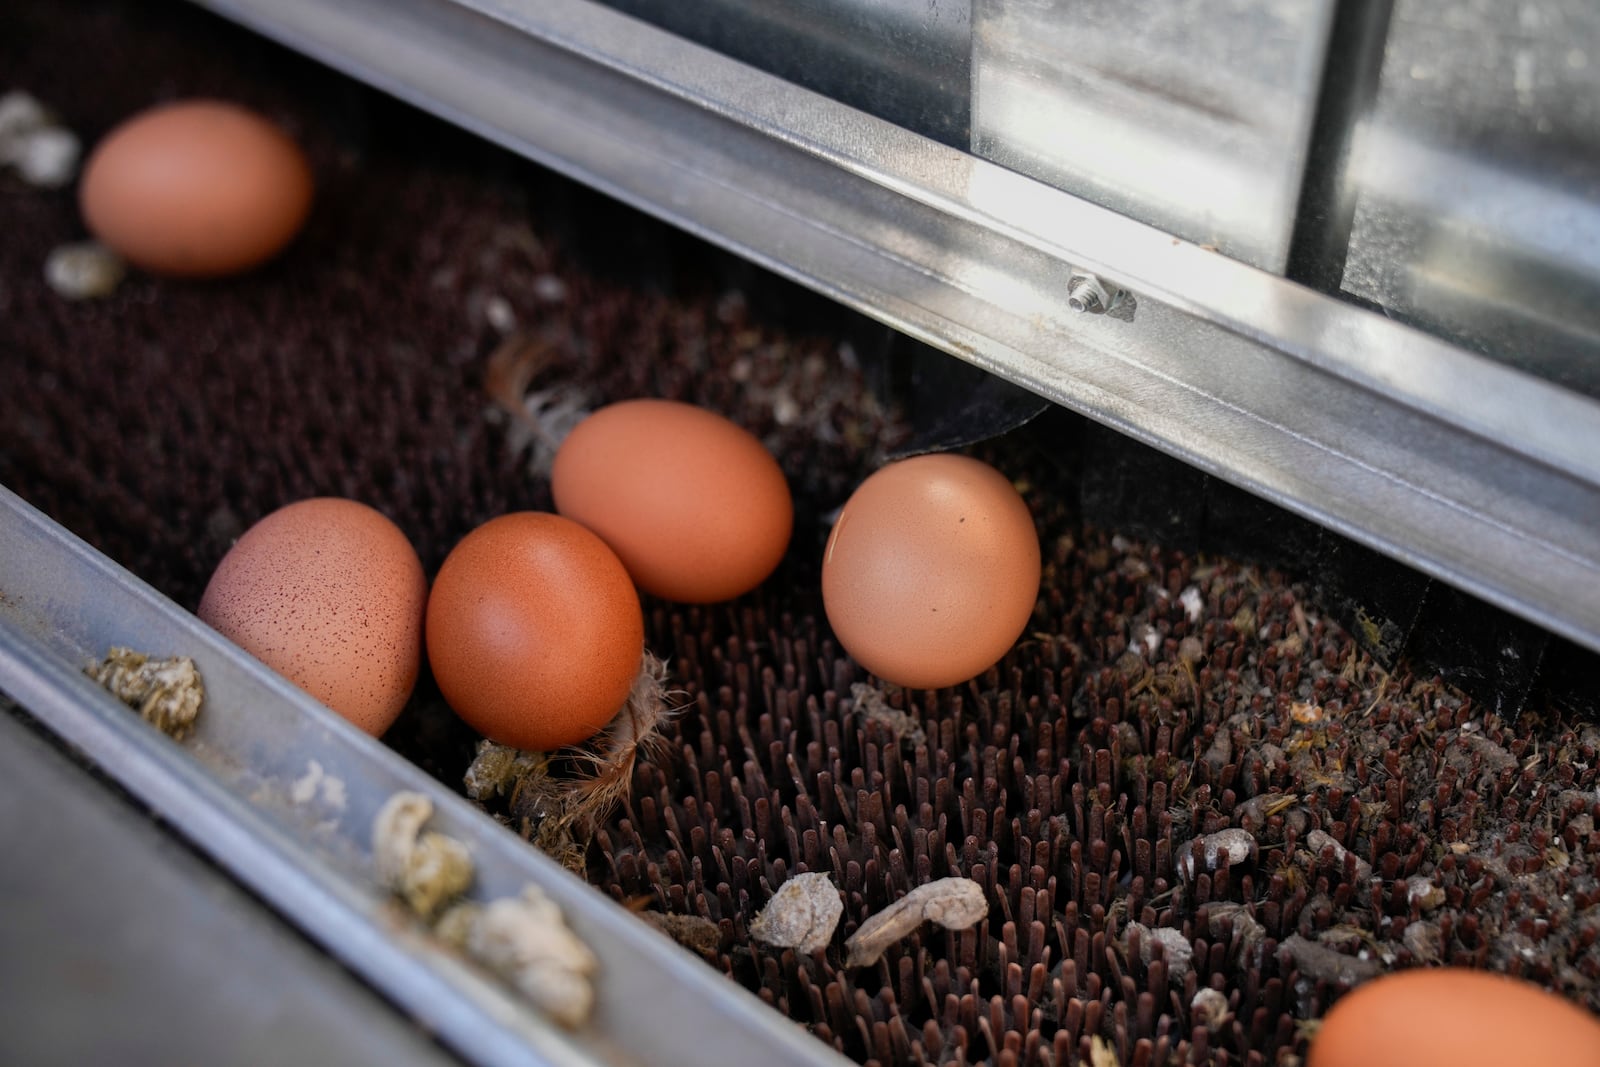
[192,0,1600,653]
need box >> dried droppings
[374,792,439,880]
[1235,792,1298,827]
[87,646,204,740]
[44,241,124,300]
[463,739,541,802]
[6,125,79,187]
[1178,828,1258,881]
[434,901,481,950]
[1282,934,1382,985]
[372,791,474,921]
[0,91,50,142]
[1114,649,1147,681]
[750,872,842,955]
[290,759,347,811]
[1402,921,1443,964]
[1318,925,1393,969]
[642,912,723,957]
[1129,923,1192,984]
[1202,729,1233,774]
[1191,987,1232,1033]
[0,91,80,187]
[291,761,323,805]
[401,833,474,920]
[1460,733,1517,773]
[1256,741,1290,770]
[468,885,598,1029]
[1206,903,1268,963]
[1306,829,1373,882]
[1405,875,1445,912]
[845,877,986,968]
[849,683,925,746]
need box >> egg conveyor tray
[0,483,850,1067]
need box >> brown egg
[198,498,427,736]
[551,399,792,603]
[80,99,313,277]
[1309,968,1600,1067]
[822,454,1040,689]
[426,512,644,751]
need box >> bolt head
[1067,273,1110,314]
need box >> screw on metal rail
[1067,271,1113,314]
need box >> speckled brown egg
[197,498,427,736]
[80,99,313,277]
[1308,968,1600,1067]
[822,453,1040,689]
[550,399,792,603]
[425,512,645,751]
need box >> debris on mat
[845,877,988,968]
[43,241,125,301]
[464,652,675,872]
[641,911,723,957]
[0,90,81,188]
[749,872,844,955]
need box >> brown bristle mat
[4,3,1598,1065]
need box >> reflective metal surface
[1283,0,1395,293]
[0,707,461,1067]
[0,485,851,1067]
[599,0,970,147]
[188,0,1600,653]
[1339,0,1600,398]
[971,0,1337,272]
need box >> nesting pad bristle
[4,3,1598,1065]
[573,537,1600,1065]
